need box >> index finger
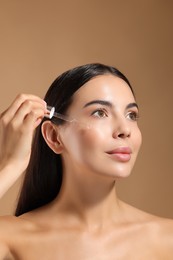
[1,94,47,122]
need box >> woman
[0,63,173,259]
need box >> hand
[0,94,47,172]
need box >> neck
[51,166,123,229]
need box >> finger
[1,94,47,123]
[23,110,44,130]
[16,99,46,121]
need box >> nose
[112,117,131,139]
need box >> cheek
[75,127,106,150]
[62,125,107,157]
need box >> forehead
[71,74,135,108]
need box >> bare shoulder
[120,201,173,257]
[0,215,26,231]
[131,202,173,242]
[0,215,36,259]
[0,215,18,237]
[0,215,37,237]
[0,216,18,259]
[142,216,173,259]
[153,217,173,248]
[0,215,28,245]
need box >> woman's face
[58,74,142,179]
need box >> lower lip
[107,153,131,162]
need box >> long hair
[15,63,134,216]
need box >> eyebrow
[83,100,113,108]
[83,99,138,110]
[126,102,139,110]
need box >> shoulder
[143,215,173,257]
[0,216,18,259]
[133,204,173,243]
[0,215,18,237]
[149,217,173,259]
[120,201,173,255]
[144,214,173,240]
[0,215,37,243]
[153,217,173,250]
[0,215,39,259]
[137,211,173,257]
[140,216,173,258]
[0,215,28,230]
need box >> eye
[126,111,139,121]
[91,108,108,118]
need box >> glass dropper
[45,106,74,122]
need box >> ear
[41,121,63,154]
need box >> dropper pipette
[45,106,74,122]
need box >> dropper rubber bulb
[45,106,55,119]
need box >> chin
[101,164,133,180]
[90,165,133,181]
[114,170,132,180]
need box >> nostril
[117,132,130,139]
[112,124,131,139]
[118,133,125,138]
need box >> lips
[106,147,132,162]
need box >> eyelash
[91,108,139,121]
[126,111,139,121]
[91,108,108,118]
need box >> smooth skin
[0,76,173,259]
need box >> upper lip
[106,147,132,154]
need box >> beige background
[0,0,172,218]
